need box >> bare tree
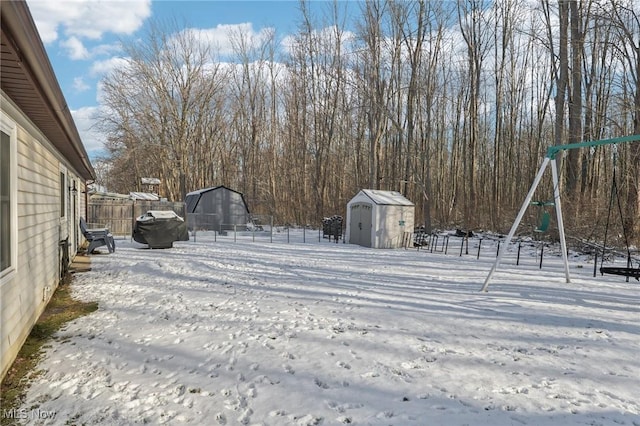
[354,0,391,190]
[98,20,225,201]
[228,25,277,213]
[566,0,589,196]
[457,0,491,227]
[608,0,640,243]
[95,1,639,237]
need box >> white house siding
[1,95,85,379]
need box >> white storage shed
[346,189,414,249]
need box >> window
[60,171,66,218]
[1,131,10,272]
[1,116,16,279]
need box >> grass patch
[0,273,98,425]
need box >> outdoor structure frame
[185,185,250,231]
[482,134,640,292]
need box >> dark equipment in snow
[133,210,189,249]
[600,267,640,280]
[323,215,343,242]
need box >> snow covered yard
[20,231,640,425]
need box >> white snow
[19,230,640,425]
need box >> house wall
[1,94,85,379]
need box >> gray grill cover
[133,211,189,248]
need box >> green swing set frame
[482,134,640,292]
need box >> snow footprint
[246,384,258,398]
[227,354,237,371]
[215,412,226,424]
[237,408,253,425]
[314,378,330,389]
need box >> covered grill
[132,210,189,249]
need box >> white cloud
[90,42,123,58]
[71,106,105,154]
[281,25,355,58]
[179,23,275,58]
[60,36,90,60]
[27,0,151,44]
[73,76,90,93]
[27,2,61,43]
[90,57,130,77]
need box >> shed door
[349,202,372,247]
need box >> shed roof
[186,185,243,197]
[185,185,249,214]
[130,192,160,201]
[358,189,414,206]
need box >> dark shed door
[349,202,372,247]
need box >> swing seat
[600,267,640,280]
[530,201,555,207]
[534,211,551,233]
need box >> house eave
[0,0,95,180]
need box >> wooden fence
[87,199,186,236]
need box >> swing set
[482,134,640,292]
[599,147,640,280]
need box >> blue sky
[25,0,351,157]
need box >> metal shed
[345,189,414,249]
[185,185,250,231]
